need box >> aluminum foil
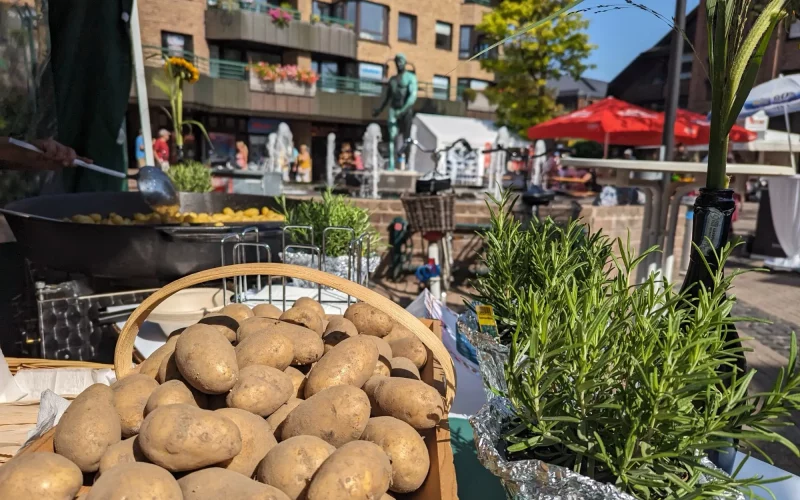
[458,311,510,396]
[281,251,379,288]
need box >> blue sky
[581,0,701,82]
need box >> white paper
[0,348,26,403]
[24,389,71,446]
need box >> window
[398,13,416,43]
[161,31,193,56]
[459,26,473,59]
[435,22,453,51]
[335,1,388,42]
[312,59,341,92]
[312,0,332,17]
[358,62,385,96]
[433,75,450,100]
[457,78,490,100]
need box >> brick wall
[138,0,209,60]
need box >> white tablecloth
[766,175,800,271]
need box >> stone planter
[249,73,317,97]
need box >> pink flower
[282,11,292,22]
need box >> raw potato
[382,324,413,344]
[294,296,325,318]
[390,357,421,380]
[361,416,430,493]
[180,468,291,500]
[322,317,359,353]
[98,436,148,476]
[344,302,393,337]
[220,303,254,322]
[253,303,282,319]
[256,436,335,500]
[280,385,370,447]
[280,306,324,336]
[226,365,293,417]
[304,336,378,398]
[138,404,242,472]
[157,351,182,383]
[198,313,239,343]
[216,408,277,477]
[235,331,293,370]
[111,374,159,437]
[87,462,182,500]
[284,366,306,398]
[367,336,393,377]
[388,336,428,369]
[237,316,282,342]
[307,441,392,500]
[54,383,121,473]
[137,335,179,378]
[0,452,82,499]
[265,398,302,438]
[363,375,389,415]
[374,378,444,429]
[145,379,208,414]
[276,322,325,365]
[175,323,239,394]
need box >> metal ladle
[10,138,179,211]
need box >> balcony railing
[145,46,455,101]
[464,0,492,5]
[208,0,301,19]
[316,14,352,28]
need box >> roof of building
[547,76,608,99]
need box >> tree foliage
[477,0,594,135]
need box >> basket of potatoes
[2,263,457,500]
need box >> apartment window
[336,1,388,42]
[433,75,451,100]
[358,62,385,96]
[459,26,473,59]
[457,78,490,100]
[312,0,332,17]
[312,59,341,92]
[435,22,453,51]
[398,13,417,43]
[161,31,193,56]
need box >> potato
[226,365,293,416]
[280,385,370,447]
[366,335,393,376]
[0,452,82,499]
[145,379,207,415]
[216,408,277,477]
[111,374,159,437]
[344,302,393,337]
[137,335,179,378]
[362,375,389,415]
[374,378,444,429]
[265,398,302,438]
[294,296,325,318]
[256,436,335,500]
[98,436,148,475]
[304,336,378,398]
[235,331,293,370]
[198,313,239,343]
[284,366,306,398]
[253,303,282,319]
[387,336,427,369]
[237,316,282,342]
[280,306,324,336]
[206,393,228,410]
[220,303,254,322]
[307,441,392,500]
[157,350,182,383]
[175,323,239,394]
[361,416,430,493]
[390,357,421,380]
[138,404,242,472]
[322,317,359,353]
[180,468,290,500]
[87,462,182,500]
[239,320,324,365]
[54,383,121,472]
[382,324,413,344]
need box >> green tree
[477,0,594,134]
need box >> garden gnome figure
[372,53,418,171]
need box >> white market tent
[685,128,800,153]
[411,113,528,175]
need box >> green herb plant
[278,189,380,257]
[502,238,800,499]
[166,161,212,193]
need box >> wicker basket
[402,194,456,233]
[15,264,458,499]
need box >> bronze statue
[372,53,418,171]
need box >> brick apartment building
[131,0,500,178]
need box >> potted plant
[166,161,213,193]
[249,62,319,97]
[268,3,294,27]
[277,190,381,286]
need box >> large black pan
[1,192,296,279]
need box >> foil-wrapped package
[458,311,509,396]
[281,252,379,288]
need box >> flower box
[249,72,317,97]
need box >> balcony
[205,2,357,60]
[137,47,467,122]
[464,0,492,5]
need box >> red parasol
[527,97,698,149]
[675,109,757,145]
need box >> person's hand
[31,138,88,167]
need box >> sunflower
[164,57,200,84]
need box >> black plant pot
[679,188,743,474]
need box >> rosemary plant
[166,161,212,193]
[502,240,800,499]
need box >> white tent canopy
[685,128,800,152]
[411,114,528,175]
